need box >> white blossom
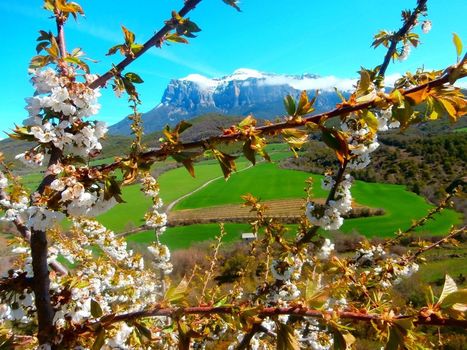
[422,20,432,34]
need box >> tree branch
[84,306,467,331]
[30,10,70,346]
[95,71,456,175]
[378,0,428,77]
[88,0,203,90]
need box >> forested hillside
[282,118,467,218]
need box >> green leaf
[321,128,349,165]
[281,128,308,156]
[130,43,144,55]
[453,33,463,61]
[284,95,296,116]
[165,33,189,44]
[440,290,467,310]
[125,72,144,84]
[29,55,50,69]
[104,176,124,203]
[90,299,103,318]
[361,109,379,131]
[172,152,197,178]
[276,322,300,350]
[165,276,189,304]
[243,139,256,165]
[106,44,123,56]
[92,328,106,350]
[212,149,237,179]
[134,321,152,340]
[332,328,356,350]
[385,325,405,350]
[222,0,241,12]
[357,70,371,95]
[121,25,135,46]
[64,56,90,73]
[438,274,459,304]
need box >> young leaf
[134,322,152,340]
[276,322,300,350]
[90,299,103,318]
[165,276,189,304]
[212,149,237,179]
[172,151,200,178]
[284,95,296,116]
[321,128,349,165]
[243,139,256,165]
[405,86,429,105]
[453,33,463,61]
[106,44,123,56]
[223,0,241,12]
[125,72,144,84]
[130,43,144,55]
[332,328,356,350]
[121,25,135,46]
[357,70,371,95]
[165,33,189,44]
[238,115,256,128]
[361,109,379,132]
[438,274,458,305]
[92,328,106,350]
[281,128,308,156]
[437,97,458,122]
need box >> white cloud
[383,73,402,87]
[455,79,467,89]
[259,75,357,92]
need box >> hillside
[282,117,467,218]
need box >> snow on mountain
[109,69,354,135]
[180,68,356,92]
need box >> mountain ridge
[109,69,357,135]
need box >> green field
[14,142,462,248]
[172,161,460,237]
[127,223,250,249]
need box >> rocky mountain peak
[109,69,354,135]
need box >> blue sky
[0,0,466,133]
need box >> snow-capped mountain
[109,68,357,135]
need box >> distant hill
[109,68,348,135]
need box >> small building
[241,232,257,242]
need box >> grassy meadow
[14,142,462,250]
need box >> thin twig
[408,225,465,262]
[378,0,428,77]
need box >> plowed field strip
[168,198,380,225]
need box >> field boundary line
[165,161,260,213]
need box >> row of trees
[0,0,466,349]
